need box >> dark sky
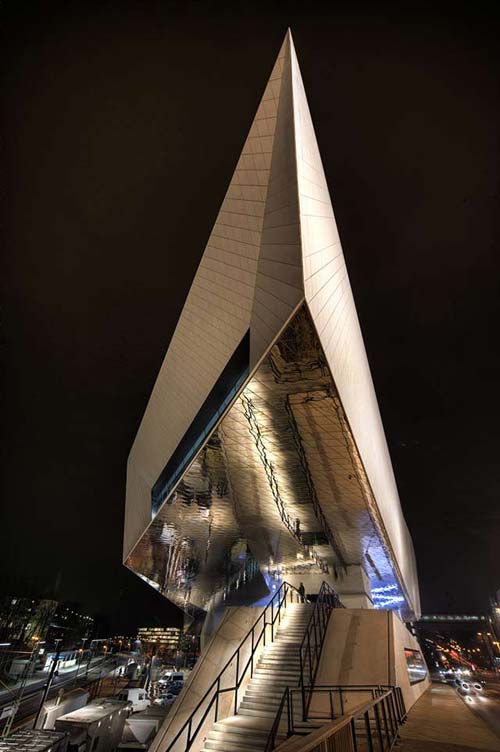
[2,0,500,632]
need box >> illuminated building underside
[124,31,420,622]
[127,306,406,615]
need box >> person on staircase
[298,582,306,603]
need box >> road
[0,655,125,731]
[457,680,500,741]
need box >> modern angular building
[123,30,420,630]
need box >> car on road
[154,693,176,706]
[117,688,149,712]
[159,671,184,686]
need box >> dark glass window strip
[151,331,250,517]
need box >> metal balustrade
[299,582,344,720]
[265,685,407,752]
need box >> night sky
[2,1,500,633]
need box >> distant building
[110,635,136,652]
[489,592,500,641]
[136,626,181,657]
[0,596,57,648]
[0,597,95,652]
[47,603,95,647]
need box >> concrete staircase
[202,603,313,752]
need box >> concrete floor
[398,683,500,752]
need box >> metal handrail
[265,686,291,752]
[164,581,301,752]
[266,685,407,752]
[299,581,343,719]
[306,684,407,724]
[264,581,342,751]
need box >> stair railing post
[307,630,312,683]
[380,696,390,747]
[234,650,239,714]
[374,702,384,752]
[299,647,306,721]
[364,708,374,752]
[386,692,397,738]
[287,688,292,737]
[351,718,358,752]
[313,610,320,658]
[215,676,220,722]
[387,690,395,728]
[251,628,254,677]
[301,678,306,722]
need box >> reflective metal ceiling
[126,306,405,614]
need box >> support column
[335,565,373,609]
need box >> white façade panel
[249,34,304,366]
[124,38,289,560]
[288,34,421,616]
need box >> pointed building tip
[276,28,294,61]
[284,27,297,59]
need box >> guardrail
[163,581,302,752]
[266,686,406,752]
[299,582,343,719]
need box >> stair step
[259,659,301,664]
[208,727,270,742]
[245,689,289,698]
[273,638,303,643]
[213,720,270,735]
[240,697,284,708]
[245,689,288,697]
[204,742,265,752]
[276,628,307,631]
[257,659,301,664]
[205,728,269,744]
[238,707,277,719]
[274,640,303,644]
[247,685,300,692]
[248,674,299,687]
[262,645,300,658]
[242,698,284,709]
